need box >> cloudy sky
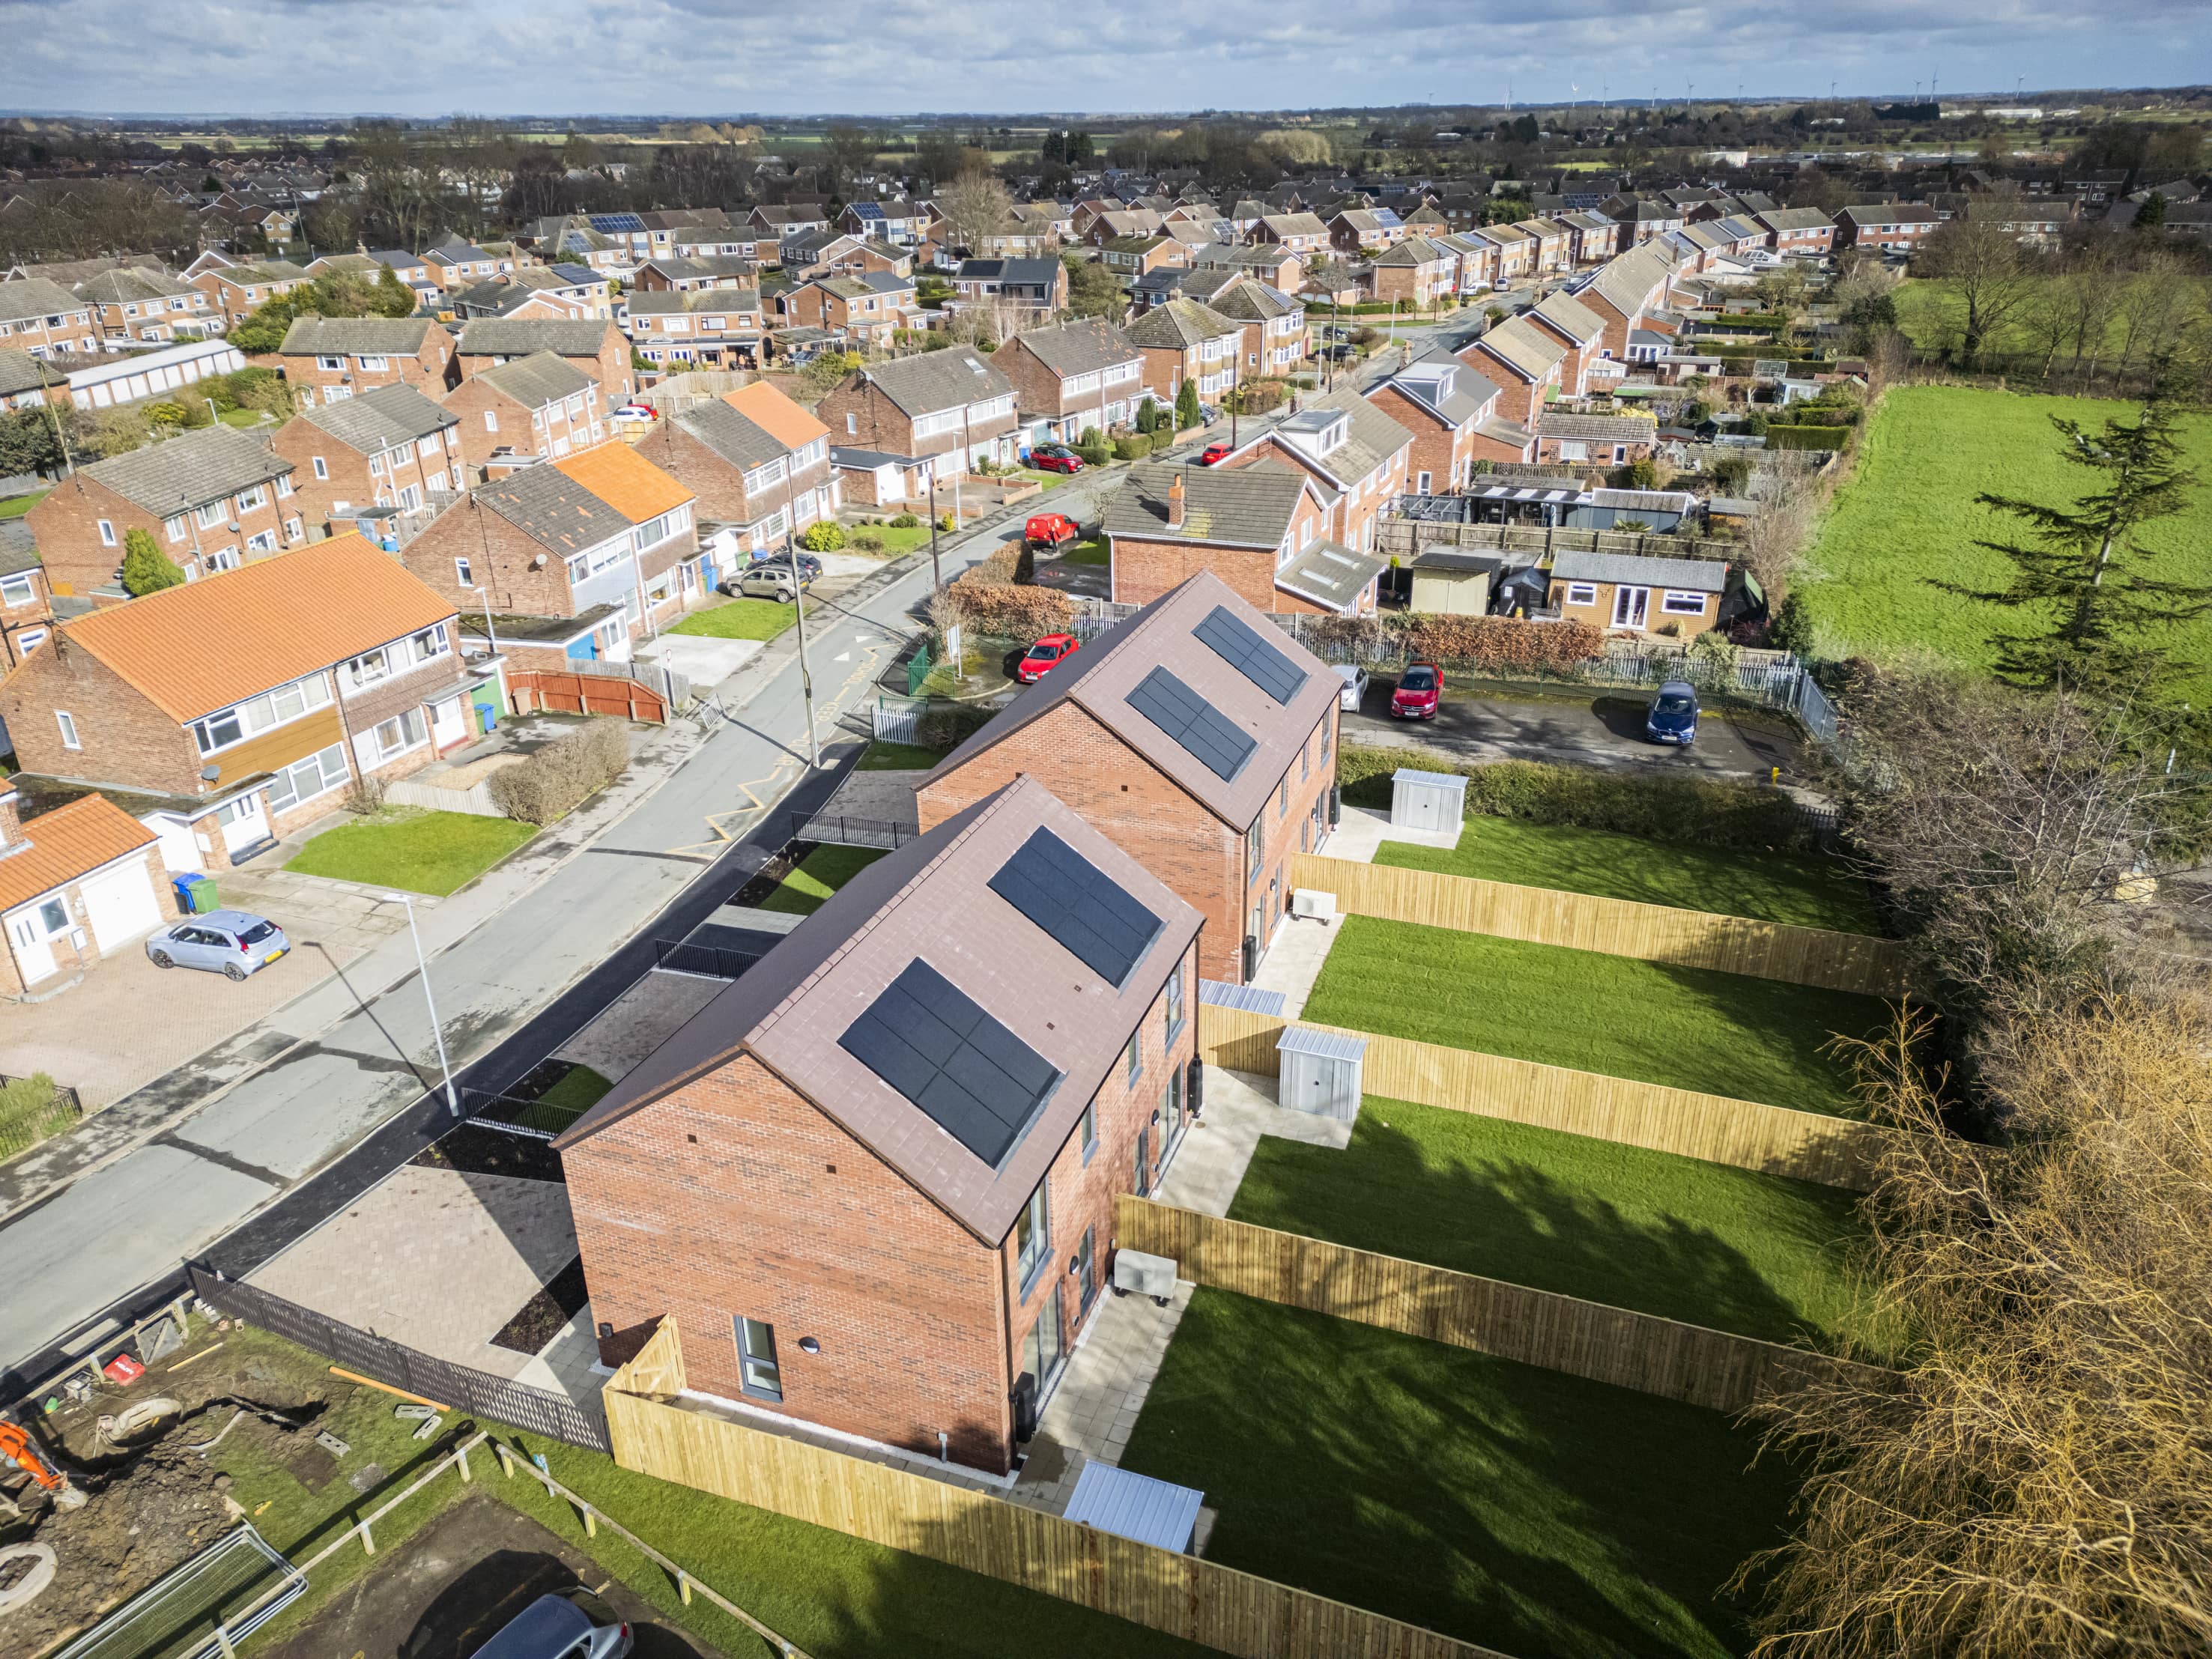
[7,0,2207,116]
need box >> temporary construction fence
[1196,1004,1897,1191]
[1290,853,1907,997]
[1117,1195,1891,1416]
[46,1523,306,1659]
[603,1319,1508,1659]
[187,1264,611,1453]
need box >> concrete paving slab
[816,767,921,830]
[641,634,762,687]
[1249,912,1344,1019]
[550,969,724,1085]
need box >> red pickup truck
[1025,512,1081,551]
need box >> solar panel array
[839,959,1060,1168]
[1126,667,1257,782]
[588,213,646,234]
[1193,604,1309,705]
[989,828,1163,988]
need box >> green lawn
[0,491,46,519]
[668,597,799,641]
[857,739,944,770]
[1303,916,1882,1114]
[1375,817,1882,935]
[1800,386,2212,701]
[757,844,888,915]
[1121,1290,1795,1659]
[1053,536,1109,566]
[285,808,536,897]
[1013,468,1067,490]
[856,524,935,555]
[1234,1095,1900,1360]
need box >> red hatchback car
[1199,442,1233,466]
[1016,633,1079,683]
[1028,443,1085,475]
[1390,663,1442,719]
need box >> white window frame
[1564,582,1598,607]
[55,709,79,750]
[97,520,116,547]
[1661,589,1709,616]
[311,455,328,479]
[455,556,473,587]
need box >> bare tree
[1912,211,2043,365]
[1738,452,1828,597]
[937,169,1015,255]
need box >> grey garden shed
[1390,768,1467,834]
[1276,1025,1368,1120]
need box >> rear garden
[754,844,887,915]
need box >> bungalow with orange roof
[0,783,172,997]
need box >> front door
[216,793,270,855]
[1612,585,1650,629]
[7,898,72,983]
[430,694,467,752]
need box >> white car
[610,403,658,425]
[1333,664,1370,711]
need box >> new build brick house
[1366,352,1515,494]
[76,269,216,347]
[625,288,766,369]
[995,319,1150,445]
[0,535,481,871]
[400,443,703,664]
[918,571,1339,986]
[270,383,463,532]
[1123,297,1240,407]
[277,316,455,406]
[1461,314,1567,425]
[0,785,172,998]
[1548,550,1724,636]
[1101,459,1383,618]
[443,351,604,473]
[815,347,1019,476]
[452,318,635,404]
[1212,385,1416,558]
[28,425,303,597]
[1209,277,1308,377]
[0,279,100,357]
[631,381,835,555]
[557,775,1204,1475]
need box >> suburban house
[452,318,636,404]
[1524,289,1608,400]
[1366,234,1457,308]
[189,261,310,328]
[449,267,613,323]
[830,447,936,510]
[1327,207,1408,252]
[28,425,302,597]
[625,288,766,369]
[629,254,759,294]
[838,198,929,246]
[993,319,1148,445]
[0,535,481,871]
[1247,213,1330,253]
[1366,352,1515,493]
[1561,212,1624,264]
[771,273,918,346]
[1536,410,1658,467]
[918,570,1339,986]
[0,783,172,998]
[1547,550,1725,636]
[1511,218,1574,275]
[1096,235,1184,281]
[0,522,53,667]
[422,240,509,292]
[442,351,604,473]
[556,774,1203,1476]
[1195,245,1304,293]
[76,269,216,347]
[1209,278,1308,376]
[1123,298,1241,408]
[948,258,1069,316]
[1480,222,1538,282]
[1101,460,1382,618]
[778,233,909,282]
[1438,230,1503,294]
[815,347,1019,477]
[277,316,455,405]
[631,381,836,555]
[402,442,703,663]
[1834,204,1940,252]
[269,383,463,533]
[0,279,101,357]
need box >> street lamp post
[927,471,942,592]
[386,893,460,1116]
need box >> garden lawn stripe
[756,844,888,915]
[283,808,536,897]
[668,598,799,640]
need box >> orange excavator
[0,1418,84,1510]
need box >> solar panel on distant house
[989,828,1163,988]
[1126,667,1257,782]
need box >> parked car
[610,402,657,425]
[1199,441,1233,466]
[1025,512,1081,551]
[748,547,822,583]
[1197,402,1220,425]
[145,911,289,982]
[470,1589,631,1659]
[1016,633,1080,684]
[1645,679,1700,746]
[1390,663,1441,720]
[1332,664,1369,712]
[1028,443,1084,475]
[727,566,799,601]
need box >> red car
[1390,663,1442,720]
[1016,633,1079,684]
[1199,442,1233,466]
[1025,512,1080,551]
[1028,443,1085,474]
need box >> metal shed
[1276,1025,1367,1120]
[1390,768,1467,834]
[1062,1461,1205,1554]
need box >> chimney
[0,786,19,849]
[1166,471,1187,530]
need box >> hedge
[1393,613,1606,673]
[1764,425,1851,451]
[1333,749,1828,852]
[488,718,631,824]
[944,580,1072,638]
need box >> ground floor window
[1021,1285,1064,1388]
[265,742,351,813]
[370,708,426,761]
[735,1317,783,1401]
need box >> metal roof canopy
[1275,1025,1370,1063]
[1062,1461,1205,1554]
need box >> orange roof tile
[58,534,457,723]
[722,381,831,452]
[552,443,693,526]
[0,794,156,915]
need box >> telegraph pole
[927,470,942,592]
[787,525,819,768]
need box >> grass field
[285,808,536,897]
[1302,916,1882,1114]
[757,845,888,914]
[1801,386,2212,701]
[1232,1096,1901,1359]
[1121,1290,1794,1659]
[667,597,799,640]
[1374,818,1882,935]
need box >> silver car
[145,909,289,982]
[471,1589,632,1659]
[1333,664,1370,711]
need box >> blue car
[1645,679,1700,746]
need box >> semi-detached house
[1212,384,1416,558]
[0,279,100,357]
[631,381,835,556]
[624,288,766,369]
[993,318,1148,446]
[0,535,483,871]
[76,269,216,348]
[453,318,636,405]
[814,347,1018,476]
[443,351,604,475]
[276,316,455,405]
[1461,313,1569,424]
[269,383,463,533]
[1208,278,1307,376]
[1122,298,1240,408]
[1366,351,1520,493]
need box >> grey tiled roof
[0,518,40,576]
[75,269,193,304]
[1276,538,1387,612]
[79,425,291,515]
[855,346,1011,418]
[476,350,593,409]
[475,463,628,553]
[1372,235,1452,266]
[298,383,456,453]
[1374,356,1497,428]
[1754,207,1834,232]
[1207,279,1299,321]
[1551,550,1725,592]
[672,399,789,472]
[278,315,437,357]
[1122,297,1237,349]
[1530,289,1606,343]
[1101,461,1309,548]
[455,318,616,360]
[1274,383,1416,488]
[0,348,50,398]
[1578,241,1679,319]
[1470,314,1569,381]
[625,288,762,316]
[0,279,85,325]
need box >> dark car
[1390,663,1441,720]
[1646,679,1700,745]
[1028,443,1085,475]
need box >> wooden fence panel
[507,670,668,724]
[1291,854,1906,998]
[1196,1004,1892,1189]
[603,1321,1503,1659]
[1118,1196,1887,1414]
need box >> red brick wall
[1109,533,1276,613]
[441,382,548,470]
[283,339,452,403]
[993,337,1075,420]
[814,381,918,459]
[0,631,199,792]
[270,419,463,531]
[401,497,584,619]
[632,422,758,523]
[1366,384,1463,494]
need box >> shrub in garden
[120,527,185,595]
[889,512,921,528]
[1113,434,1150,461]
[799,519,847,552]
[1076,430,1112,466]
[488,718,632,825]
[945,579,1073,640]
[851,530,886,552]
[1389,613,1605,673]
[915,703,995,750]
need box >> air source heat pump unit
[1289,888,1336,921]
[1112,1249,1177,1307]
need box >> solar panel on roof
[838,959,1060,1168]
[1126,667,1257,783]
[990,828,1163,988]
[1193,604,1307,706]
[588,213,646,234]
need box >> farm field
[1799,386,2212,702]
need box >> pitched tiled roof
[476,350,593,410]
[676,401,787,471]
[1530,290,1607,344]
[75,269,193,304]
[1257,213,1328,237]
[553,443,691,525]
[1372,235,1451,267]
[1551,550,1725,592]
[1207,278,1299,321]
[0,279,85,325]
[0,519,39,577]
[1270,384,1416,488]
[1470,315,1570,382]
[297,383,455,453]
[723,381,828,451]
[76,425,291,516]
[1754,207,1835,233]
[1101,461,1311,549]
[1276,539,1388,613]
[278,315,437,357]
[856,347,1011,418]
[0,792,155,913]
[54,534,455,721]
[455,318,616,359]
[476,465,631,554]
[1122,297,1238,349]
